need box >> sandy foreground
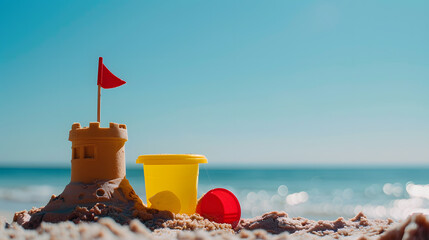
[1,211,429,240]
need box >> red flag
[97,57,126,89]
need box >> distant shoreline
[1,165,429,170]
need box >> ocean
[1,167,428,222]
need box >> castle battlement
[69,122,127,142]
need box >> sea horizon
[2,164,429,170]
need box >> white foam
[0,185,58,203]
[236,183,429,220]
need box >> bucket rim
[136,154,208,165]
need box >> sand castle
[14,122,173,229]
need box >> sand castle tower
[69,122,127,183]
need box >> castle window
[73,147,80,159]
[84,146,95,159]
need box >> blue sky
[0,0,428,167]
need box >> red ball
[196,188,241,228]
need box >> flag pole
[97,85,101,122]
[97,57,103,123]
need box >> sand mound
[13,178,230,232]
[237,211,393,236]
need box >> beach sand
[0,211,13,223]
[1,211,429,239]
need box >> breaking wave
[0,185,59,204]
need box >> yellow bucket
[136,154,208,214]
